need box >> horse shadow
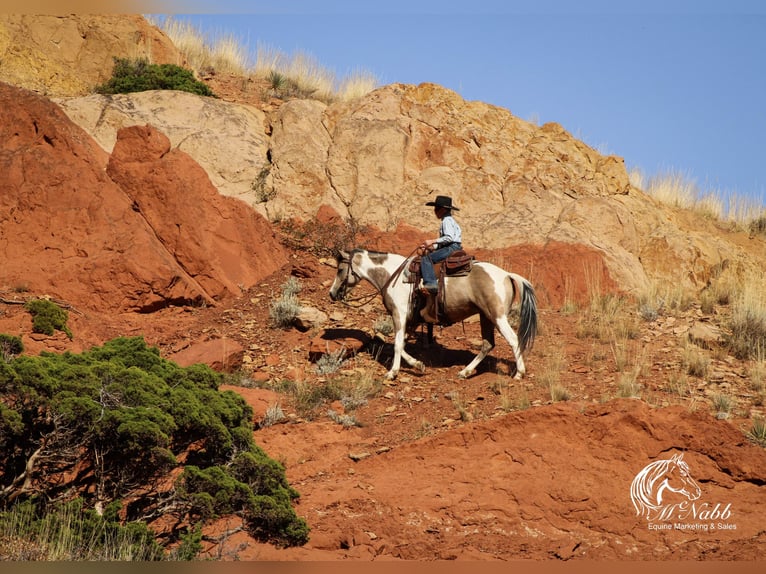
[365,327,518,377]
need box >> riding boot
[420,293,438,324]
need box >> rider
[419,194,462,294]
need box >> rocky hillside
[1,14,765,561]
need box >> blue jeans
[421,243,462,287]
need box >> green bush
[0,336,307,550]
[24,299,72,339]
[95,57,215,97]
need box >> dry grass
[727,273,766,360]
[711,393,734,419]
[536,347,571,402]
[147,15,379,103]
[682,340,710,378]
[629,167,766,228]
[576,265,639,342]
[638,281,694,321]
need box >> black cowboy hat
[425,195,459,211]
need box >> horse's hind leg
[458,315,496,379]
[494,314,526,379]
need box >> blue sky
[149,0,765,207]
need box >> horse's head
[329,249,362,302]
[632,453,702,517]
[664,453,702,502]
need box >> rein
[338,246,419,308]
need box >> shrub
[24,298,72,339]
[747,416,766,447]
[95,57,215,96]
[276,215,369,258]
[314,348,346,376]
[269,292,300,329]
[0,336,307,550]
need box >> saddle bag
[444,250,474,276]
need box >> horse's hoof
[458,369,474,379]
[513,372,523,380]
[385,371,398,381]
[414,361,426,374]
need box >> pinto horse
[329,248,538,381]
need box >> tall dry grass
[727,273,766,360]
[146,15,379,102]
[628,167,766,229]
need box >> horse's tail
[509,273,538,353]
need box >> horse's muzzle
[329,286,345,302]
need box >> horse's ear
[335,249,348,261]
[672,453,684,463]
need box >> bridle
[335,247,419,308]
[334,252,377,308]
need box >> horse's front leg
[385,314,425,380]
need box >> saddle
[407,250,475,324]
[406,249,474,281]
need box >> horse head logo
[630,453,702,520]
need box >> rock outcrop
[54,80,766,300]
[0,82,288,313]
[54,90,270,201]
[0,14,181,96]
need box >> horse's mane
[631,458,674,516]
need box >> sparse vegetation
[276,215,369,258]
[576,266,639,343]
[326,409,361,428]
[257,363,381,422]
[314,347,346,376]
[682,341,710,378]
[549,384,571,402]
[747,416,766,447]
[726,276,766,359]
[617,373,642,399]
[665,370,691,398]
[269,277,303,329]
[0,498,168,561]
[629,167,766,228]
[261,403,286,428]
[373,316,394,337]
[711,393,734,419]
[448,391,475,422]
[146,15,379,103]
